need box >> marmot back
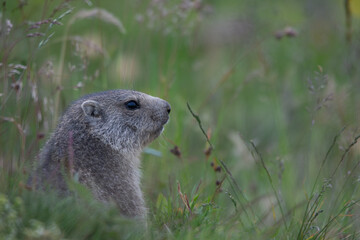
[31,90,171,218]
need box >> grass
[1,0,360,239]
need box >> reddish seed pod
[37,132,45,140]
[204,146,213,157]
[170,145,181,158]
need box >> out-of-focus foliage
[1,0,360,239]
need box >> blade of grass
[297,128,345,239]
[300,130,359,239]
[187,102,259,228]
[250,141,288,230]
[316,200,360,239]
[219,159,259,227]
[331,133,360,178]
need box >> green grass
[1,0,360,239]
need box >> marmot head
[72,90,170,153]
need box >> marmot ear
[81,100,102,118]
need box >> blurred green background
[1,0,360,239]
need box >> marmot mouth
[142,126,164,145]
[155,125,165,135]
[163,118,169,125]
[155,125,167,137]
[162,115,170,125]
[151,112,169,125]
[143,125,164,137]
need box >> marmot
[30,90,171,218]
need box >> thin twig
[187,102,213,149]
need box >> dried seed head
[74,82,84,90]
[204,146,213,158]
[11,81,22,91]
[37,132,45,140]
[274,26,298,40]
[5,19,13,35]
[170,145,181,158]
[56,86,63,92]
[26,32,46,38]
[284,26,297,37]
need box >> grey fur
[31,90,171,218]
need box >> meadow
[1,0,360,239]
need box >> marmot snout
[31,90,171,218]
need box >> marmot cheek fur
[31,90,171,218]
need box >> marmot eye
[125,100,140,110]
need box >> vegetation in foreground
[1,0,360,239]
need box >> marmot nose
[166,102,171,114]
